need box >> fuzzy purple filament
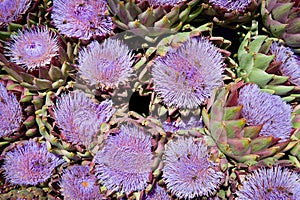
[146,185,170,200]
[152,37,224,109]
[54,91,115,147]
[209,0,252,11]
[60,165,102,200]
[5,27,59,70]
[0,83,22,138]
[238,84,293,141]
[52,0,113,40]
[236,166,300,199]
[0,0,31,23]
[162,137,224,199]
[78,39,134,89]
[3,139,64,185]
[95,124,152,194]
[148,0,185,6]
[269,41,300,86]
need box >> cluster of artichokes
[0,0,300,199]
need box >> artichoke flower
[0,26,75,92]
[95,124,153,195]
[0,77,42,143]
[0,82,22,139]
[237,31,300,102]
[51,0,113,40]
[60,165,103,200]
[202,82,294,166]
[236,166,300,199]
[162,137,225,199]
[2,139,64,186]
[261,0,300,53]
[0,0,76,93]
[0,0,31,24]
[201,0,260,28]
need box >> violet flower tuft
[236,166,300,200]
[60,165,102,200]
[162,137,224,199]
[238,84,293,141]
[148,0,184,6]
[146,185,170,200]
[0,0,31,23]
[95,124,152,194]
[269,41,300,86]
[52,0,113,40]
[208,0,252,11]
[3,139,64,185]
[0,83,22,138]
[78,39,134,89]
[151,37,224,109]
[53,91,115,147]
[5,27,59,71]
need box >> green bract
[237,32,300,102]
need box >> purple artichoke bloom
[78,39,134,89]
[0,0,31,23]
[162,137,224,199]
[151,38,224,109]
[236,166,300,200]
[60,165,102,200]
[238,84,293,141]
[208,0,252,11]
[146,185,170,200]
[0,83,22,138]
[53,91,115,147]
[5,27,59,71]
[52,0,113,40]
[95,124,152,194]
[148,0,184,6]
[269,41,300,86]
[3,139,64,186]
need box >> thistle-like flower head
[146,185,170,200]
[5,27,59,71]
[60,165,102,200]
[0,83,22,138]
[78,39,134,89]
[53,91,115,147]
[152,38,224,109]
[52,0,113,40]
[0,0,31,23]
[238,84,293,141]
[95,124,152,194]
[3,139,64,185]
[208,0,253,11]
[236,166,300,200]
[269,41,300,86]
[148,0,185,6]
[162,137,224,199]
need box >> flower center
[96,58,118,83]
[74,3,95,22]
[30,159,45,172]
[25,42,44,58]
[81,181,89,188]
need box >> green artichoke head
[202,82,293,166]
[262,0,300,53]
